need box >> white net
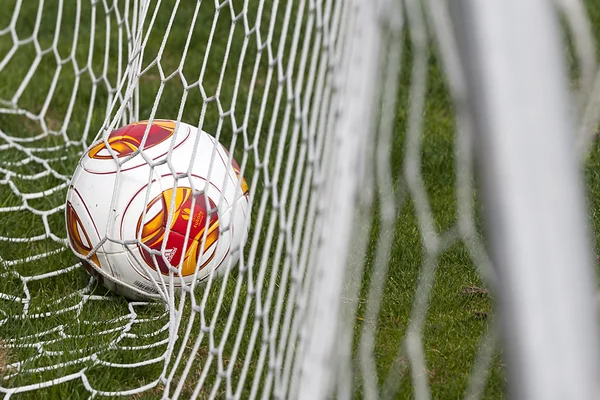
[0,0,357,398]
[0,0,599,399]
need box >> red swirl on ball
[136,187,219,277]
[89,120,176,160]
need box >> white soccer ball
[65,119,250,300]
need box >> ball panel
[66,191,121,279]
[71,162,159,254]
[217,143,249,199]
[88,120,177,160]
[154,131,239,206]
[82,120,192,174]
[229,190,251,256]
[210,193,250,278]
[65,200,101,269]
[99,251,163,300]
[136,186,219,277]
[158,176,230,283]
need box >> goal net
[0,0,599,399]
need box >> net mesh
[0,0,598,399]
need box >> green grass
[0,0,598,399]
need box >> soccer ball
[65,119,250,300]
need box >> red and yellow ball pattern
[66,201,100,268]
[137,187,219,277]
[88,120,176,160]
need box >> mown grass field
[0,0,598,399]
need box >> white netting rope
[0,0,352,398]
[0,0,598,399]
